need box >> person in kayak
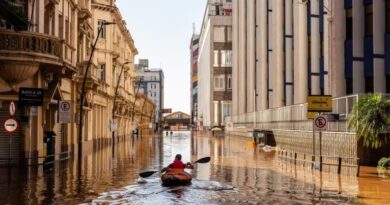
[162,154,193,172]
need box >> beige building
[198,0,233,129]
[0,0,147,166]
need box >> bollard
[303,154,306,167]
[338,157,342,175]
[294,153,297,165]
[356,159,360,177]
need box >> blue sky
[117,0,207,114]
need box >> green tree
[348,93,390,148]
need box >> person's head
[175,154,182,161]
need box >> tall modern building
[229,0,390,163]
[198,0,233,129]
[135,59,165,124]
[232,0,390,115]
[190,34,200,128]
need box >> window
[214,26,225,42]
[214,101,219,125]
[98,64,106,82]
[227,75,232,89]
[346,8,352,39]
[214,75,225,90]
[98,20,106,39]
[221,50,232,67]
[227,27,232,42]
[214,50,219,67]
[222,102,232,124]
[365,4,373,37]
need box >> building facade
[135,59,164,125]
[198,0,233,129]
[232,0,390,115]
[190,34,200,128]
[229,0,390,164]
[0,0,148,166]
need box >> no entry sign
[4,118,18,133]
[314,115,328,132]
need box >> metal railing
[226,95,366,132]
[278,150,360,176]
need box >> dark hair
[175,154,182,160]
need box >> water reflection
[0,131,388,204]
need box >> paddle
[139,156,211,178]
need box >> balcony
[76,61,99,90]
[0,30,77,85]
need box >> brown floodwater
[0,131,389,204]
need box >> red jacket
[169,160,186,169]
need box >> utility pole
[78,21,115,161]
[112,61,131,146]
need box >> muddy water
[0,131,388,204]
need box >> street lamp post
[112,61,131,145]
[78,21,115,161]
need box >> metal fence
[226,95,363,132]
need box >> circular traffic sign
[9,101,16,116]
[315,116,327,129]
[60,101,71,112]
[4,118,18,133]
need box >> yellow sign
[307,112,318,119]
[307,95,332,112]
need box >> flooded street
[0,131,389,204]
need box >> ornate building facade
[0,0,151,165]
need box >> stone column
[373,0,386,92]
[273,0,284,108]
[247,0,256,112]
[310,0,321,95]
[352,0,365,93]
[329,0,346,97]
[293,0,308,104]
[232,0,239,116]
[259,0,268,110]
[238,0,247,114]
[285,0,294,105]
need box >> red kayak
[161,169,192,186]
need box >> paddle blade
[194,157,211,164]
[139,171,157,178]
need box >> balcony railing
[0,30,61,58]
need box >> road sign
[9,101,16,116]
[307,95,332,112]
[58,101,72,123]
[314,115,328,132]
[30,106,37,117]
[19,88,44,106]
[4,118,18,133]
[110,119,118,132]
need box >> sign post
[313,115,328,171]
[58,101,72,123]
[4,118,18,166]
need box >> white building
[198,0,233,129]
[135,59,165,123]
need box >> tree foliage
[348,93,390,148]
